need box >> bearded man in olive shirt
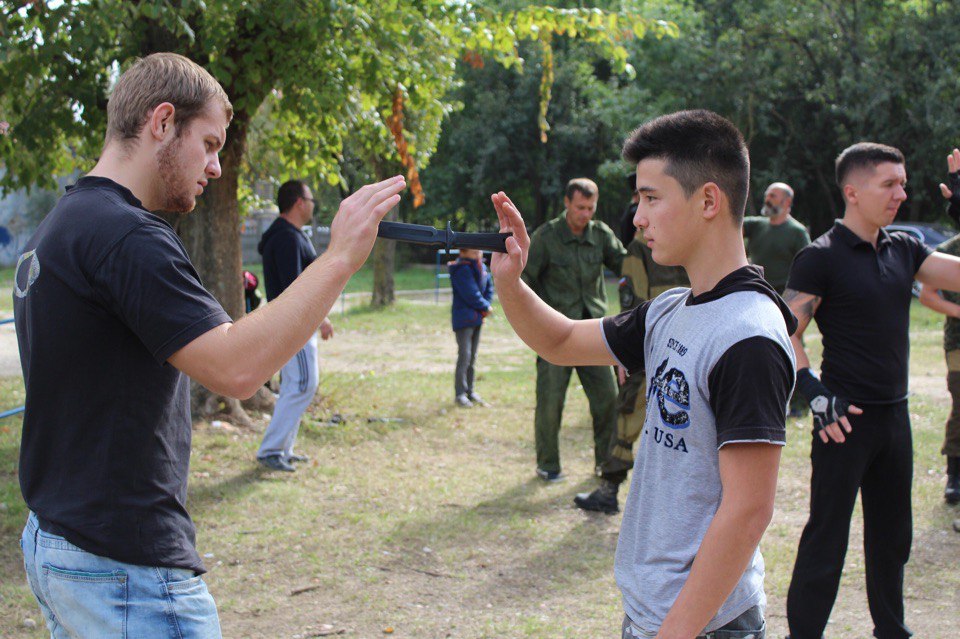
[742,182,810,293]
[522,178,627,481]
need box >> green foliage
[0,1,673,201]
[420,0,960,237]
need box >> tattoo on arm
[782,288,821,328]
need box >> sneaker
[287,454,310,464]
[467,392,488,407]
[574,480,620,514]
[536,468,565,482]
[257,454,295,472]
[455,394,473,408]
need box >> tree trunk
[371,160,396,307]
[176,123,257,427]
[371,208,397,307]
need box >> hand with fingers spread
[795,367,862,443]
[327,176,406,273]
[939,148,960,226]
[489,192,530,284]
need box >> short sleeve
[601,300,652,374]
[708,336,793,448]
[94,223,232,363]
[785,244,827,297]
[905,234,934,275]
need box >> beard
[156,135,198,213]
[760,203,781,217]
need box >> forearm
[495,277,575,357]
[657,499,772,638]
[175,252,353,398]
[790,333,811,370]
[919,287,960,318]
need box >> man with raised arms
[491,110,796,639]
[15,53,404,637]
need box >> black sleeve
[94,223,232,363]
[785,244,827,296]
[904,233,934,274]
[708,336,793,448]
[601,300,653,374]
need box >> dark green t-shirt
[743,215,811,292]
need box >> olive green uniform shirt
[936,234,960,352]
[743,215,811,292]
[522,213,626,319]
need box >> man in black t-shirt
[15,53,406,637]
[256,180,334,472]
[783,143,960,639]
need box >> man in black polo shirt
[783,142,960,639]
[14,53,405,637]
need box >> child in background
[449,248,494,407]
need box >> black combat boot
[574,479,620,514]
[946,456,960,505]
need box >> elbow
[736,501,776,545]
[204,369,263,400]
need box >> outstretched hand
[327,176,406,273]
[490,192,530,283]
[939,149,960,224]
[939,148,960,199]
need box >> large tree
[0,0,671,416]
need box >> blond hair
[106,53,232,148]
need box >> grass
[245,262,442,296]
[0,297,958,638]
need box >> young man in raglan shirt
[490,109,796,639]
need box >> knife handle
[451,231,513,253]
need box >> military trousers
[534,357,618,474]
[599,372,647,484]
[944,350,960,457]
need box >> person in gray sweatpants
[256,179,334,472]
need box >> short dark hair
[835,142,905,188]
[565,177,598,200]
[622,109,750,222]
[277,180,307,213]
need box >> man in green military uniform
[575,226,688,512]
[522,178,627,481]
[743,182,811,293]
[918,147,960,506]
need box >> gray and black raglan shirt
[601,265,797,635]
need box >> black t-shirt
[602,266,796,445]
[258,217,317,301]
[786,221,932,403]
[14,177,231,573]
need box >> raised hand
[327,176,406,273]
[489,191,530,283]
[939,148,960,225]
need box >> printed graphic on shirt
[648,357,690,429]
[15,249,39,298]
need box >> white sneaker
[455,394,473,408]
[467,392,487,407]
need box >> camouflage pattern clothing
[600,235,689,481]
[934,234,960,457]
[522,213,626,474]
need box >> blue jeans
[622,605,765,638]
[20,512,221,638]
